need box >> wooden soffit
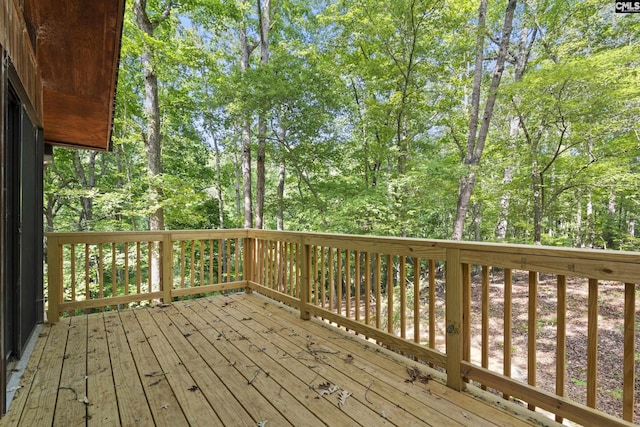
[23,0,125,151]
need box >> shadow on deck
[2,293,551,426]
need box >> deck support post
[299,243,311,320]
[445,248,463,391]
[244,236,253,293]
[47,235,61,323]
[161,233,173,303]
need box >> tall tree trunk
[277,161,285,231]
[213,136,225,229]
[233,124,242,223]
[255,0,271,229]
[133,0,171,292]
[496,24,536,239]
[240,6,256,228]
[452,0,517,240]
[73,151,98,231]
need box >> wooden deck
[3,293,551,426]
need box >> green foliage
[45,0,640,251]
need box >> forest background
[45,0,640,250]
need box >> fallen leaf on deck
[316,382,339,396]
[188,385,199,392]
[257,421,268,427]
[338,390,352,408]
[78,396,90,405]
[405,367,432,384]
[344,354,353,363]
[380,410,387,419]
[160,403,169,410]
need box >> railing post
[244,236,253,294]
[161,233,173,304]
[299,243,311,320]
[445,248,463,391]
[47,235,61,323]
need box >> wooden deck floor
[2,293,549,426]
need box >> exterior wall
[0,1,44,415]
[0,0,42,127]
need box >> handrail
[45,229,639,426]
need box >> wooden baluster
[226,239,232,284]
[556,274,567,423]
[375,253,381,330]
[329,248,335,311]
[623,282,635,422]
[314,246,319,306]
[209,239,214,285]
[136,242,141,295]
[503,268,512,399]
[364,252,371,326]
[345,249,351,319]
[180,241,186,289]
[587,278,598,409]
[299,243,311,320]
[320,247,326,309]
[337,249,343,316]
[235,238,240,282]
[199,241,204,288]
[112,242,117,300]
[413,257,420,345]
[70,244,76,312]
[147,242,153,301]
[281,241,287,293]
[190,240,196,287]
[355,252,361,322]
[218,239,223,285]
[85,244,90,313]
[99,244,105,301]
[123,242,129,297]
[387,254,393,335]
[429,259,435,352]
[289,242,295,296]
[161,235,173,304]
[462,263,471,367]
[400,256,406,339]
[481,265,489,390]
[528,271,538,410]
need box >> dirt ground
[328,269,639,424]
[458,270,639,422]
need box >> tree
[451,0,517,241]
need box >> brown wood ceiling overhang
[23,0,125,151]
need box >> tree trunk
[73,151,98,231]
[240,6,255,229]
[133,0,171,292]
[213,136,225,229]
[452,0,517,240]
[496,26,534,239]
[277,161,285,231]
[233,124,242,223]
[255,0,271,229]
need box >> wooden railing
[46,230,248,319]
[46,230,639,426]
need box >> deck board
[118,310,188,426]
[87,312,119,426]
[104,311,155,426]
[230,294,537,427]
[2,294,548,427]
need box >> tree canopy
[45,0,640,250]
